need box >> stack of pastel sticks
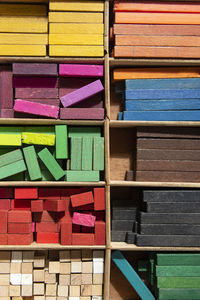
[0,3,48,56]
[113,0,200,58]
[49,0,104,57]
[0,125,104,182]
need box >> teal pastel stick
[111,250,155,300]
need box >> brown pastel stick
[136,171,200,182]
[15,88,58,99]
[114,46,200,58]
[17,98,60,106]
[13,63,58,76]
[137,149,200,161]
[137,160,200,172]
[60,108,104,120]
[114,24,200,36]
[0,65,13,109]
[137,126,200,138]
[137,138,200,150]
[125,170,134,181]
[115,35,200,46]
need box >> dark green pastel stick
[158,288,200,300]
[157,253,200,266]
[157,277,200,288]
[156,266,200,277]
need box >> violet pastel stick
[15,88,58,99]
[13,77,57,88]
[14,99,59,119]
[60,79,104,107]
[59,64,103,77]
[60,108,104,120]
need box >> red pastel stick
[0,234,7,245]
[0,188,13,199]
[11,199,31,210]
[70,191,94,208]
[8,211,32,223]
[8,223,32,234]
[39,188,60,200]
[72,233,94,245]
[8,233,33,245]
[95,221,106,245]
[0,199,10,210]
[15,187,38,199]
[44,199,66,212]
[94,188,105,211]
[0,211,7,233]
[36,222,59,233]
[31,200,43,212]
[36,232,59,243]
[60,222,72,245]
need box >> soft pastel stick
[14,99,59,119]
[0,109,14,118]
[60,79,104,107]
[17,99,60,106]
[15,88,58,99]
[13,77,57,88]
[60,108,104,120]
[59,64,103,77]
[72,212,96,227]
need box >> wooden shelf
[0,181,106,187]
[0,243,106,250]
[0,119,104,126]
[0,57,104,63]
[111,242,200,251]
[110,120,200,127]
[110,180,200,188]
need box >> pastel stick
[0,65,13,109]
[14,99,59,119]
[59,64,103,77]
[60,108,104,120]
[60,79,104,107]
[13,63,57,76]
[140,224,200,235]
[125,89,200,99]
[16,98,60,106]
[143,190,200,202]
[126,78,200,89]
[13,76,57,88]
[137,234,200,247]
[15,88,58,99]
[146,202,200,213]
[140,212,200,223]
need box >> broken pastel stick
[72,212,96,227]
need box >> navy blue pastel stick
[126,78,200,90]
[125,99,200,111]
[125,89,200,100]
[123,110,200,121]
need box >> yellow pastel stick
[49,45,104,57]
[49,34,103,45]
[49,23,104,34]
[22,133,55,146]
[0,45,46,56]
[49,0,104,12]
[49,12,103,23]
[0,17,48,33]
[0,4,47,16]
[0,34,48,45]
[0,134,22,146]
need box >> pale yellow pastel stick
[0,134,22,146]
[22,133,55,146]
[0,45,46,56]
[49,34,103,45]
[49,12,103,23]
[0,17,48,33]
[0,4,47,16]
[49,0,104,12]
[49,23,104,34]
[0,34,48,45]
[49,45,104,57]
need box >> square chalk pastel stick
[0,65,13,109]
[13,77,57,88]
[60,108,104,120]
[0,109,14,118]
[17,98,60,106]
[59,64,103,77]
[60,79,104,107]
[15,88,58,99]
[13,63,57,76]
[14,99,59,119]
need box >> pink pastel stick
[72,212,96,227]
[13,76,57,88]
[17,98,60,106]
[59,64,103,77]
[60,108,104,120]
[60,79,104,107]
[14,99,59,119]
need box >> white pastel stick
[10,274,22,285]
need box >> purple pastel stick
[0,109,14,118]
[0,65,13,109]
[60,79,104,108]
[59,64,103,77]
[13,77,57,88]
[16,98,60,106]
[15,88,58,99]
[13,63,58,76]
[72,212,96,227]
[60,108,104,120]
[14,99,59,119]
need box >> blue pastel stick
[117,112,123,120]
[125,99,200,111]
[111,250,155,300]
[125,89,200,100]
[126,78,200,90]
[123,111,200,121]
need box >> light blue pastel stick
[125,89,200,100]
[125,99,200,111]
[123,110,200,121]
[111,250,156,300]
[126,78,200,90]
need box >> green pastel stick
[68,126,101,138]
[157,277,200,288]
[23,146,42,181]
[82,137,92,170]
[156,266,200,277]
[157,253,200,266]
[0,160,26,180]
[70,137,82,170]
[66,170,100,182]
[93,137,104,170]
[55,125,68,159]
[0,149,23,168]
[158,288,200,300]
[38,147,65,181]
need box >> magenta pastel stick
[13,77,57,88]
[59,64,103,77]
[16,98,60,106]
[60,79,104,107]
[15,88,58,99]
[14,99,59,119]
[0,109,14,118]
[60,108,104,120]
[72,212,96,227]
